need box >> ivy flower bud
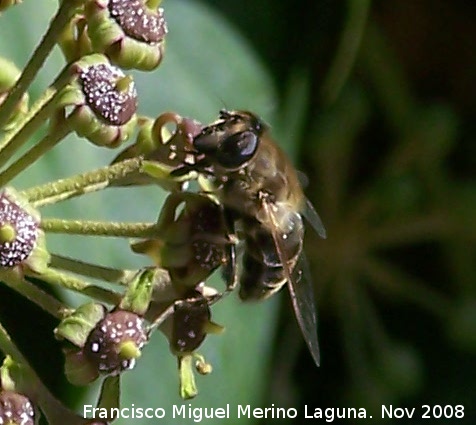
[0,187,49,274]
[112,113,202,190]
[132,193,229,291]
[58,54,137,147]
[84,309,148,374]
[86,0,168,71]
[148,112,203,170]
[0,56,29,131]
[58,15,94,62]
[166,197,229,289]
[56,303,148,384]
[171,295,212,354]
[0,390,36,425]
[171,292,222,400]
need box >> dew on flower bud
[79,63,137,126]
[0,390,35,425]
[109,0,168,43]
[84,310,147,375]
[0,190,39,268]
[87,0,168,70]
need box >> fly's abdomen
[238,217,303,301]
[239,247,286,300]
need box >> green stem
[0,0,77,129]
[321,0,371,104]
[21,157,143,207]
[147,303,175,335]
[28,267,122,305]
[41,218,160,238]
[0,66,70,170]
[178,354,198,399]
[0,120,71,184]
[50,253,136,284]
[0,270,69,318]
[0,326,87,425]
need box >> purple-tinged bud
[168,290,224,355]
[57,304,147,384]
[155,193,229,290]
[0,188,49,274]
[148,112,203,170]
[84,310,148,375]
[86,0,168,71]
[112,113,203,190]
[0,191,38,268]
[0,390,35,425]
[58,54,138,147]
[172,296,210,354]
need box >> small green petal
[141,160,177,181]
[59,56,138,147]
[63,349,100,385]
[119,268,155,315]
[55,302,107,347]
[0,56,21,92]
[22,230,50,274]
[178,354,198,399]
[108,37,165,71]
[86,0,167,71]
[55,84,87,109]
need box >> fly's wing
[288,253,320,366]
[304,198,327,239]
[261,198,320,366]
[297,171,326,239]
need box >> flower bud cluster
[0,0,238,411]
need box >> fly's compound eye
[193,130,221,154]
[215,130,258,168]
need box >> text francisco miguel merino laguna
[84,404,370,422]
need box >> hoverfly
[173,110,326,366]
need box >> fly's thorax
[250,134,306,206]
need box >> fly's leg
[221,207,239,294]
